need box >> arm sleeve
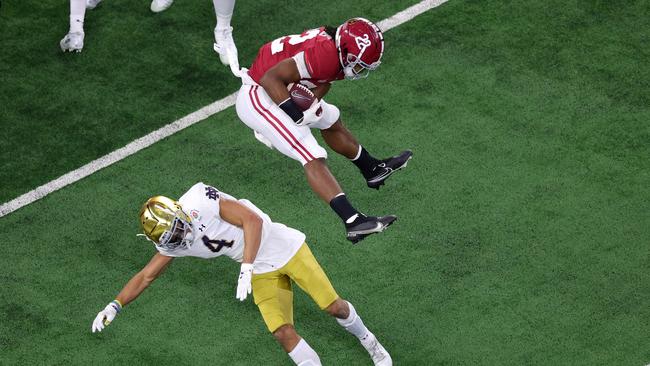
[292,51,311,79]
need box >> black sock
[352,146,380,178]
[329,194,360,225]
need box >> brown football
[288,83,316,111]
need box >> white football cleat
[86,0,102,10]
[60,32,84,52]
[361,333,392,366]
[150,0,174,13]
[213,26,238,66]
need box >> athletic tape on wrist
[111,300,122,313]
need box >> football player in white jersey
[61,0,238,65]
[91,182,392,366]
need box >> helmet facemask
[139,196,194,251]
[158,211,193,251]
[343,53,381,80]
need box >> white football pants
[236,72,340,166]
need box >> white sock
[351,145,363,161]
[336,301,371,341]
[288,339,322,366]
[213,0,235,29]
[69,0,86,33]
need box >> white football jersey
[156,182,305,274]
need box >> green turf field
[1,0,649,365]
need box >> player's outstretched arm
[219,199,263,301]
[91,253,174,332]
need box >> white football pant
[236,72,340,166]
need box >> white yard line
[0,0,449,218]
[378,0,449,31]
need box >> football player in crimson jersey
[236,18,412,243]
[91,183,392,366]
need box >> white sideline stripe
[0,0,449,218]
[378,0,449,32]
[0,93,236,217]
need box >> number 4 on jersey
[271,29,321,55]
[202,236,234,252]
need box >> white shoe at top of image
[60,32,85,52]
[361,333,393,366]
[213,26,238,67]
[150,0,174,13]
[86,0,102,10]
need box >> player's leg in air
[236,84,396,243]
[320,120,412,189]
[253,243,392,365]
[60,0,102,52]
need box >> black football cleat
[366,150,413,189]
[346,214,398,244]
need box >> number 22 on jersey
[270,29,321,55]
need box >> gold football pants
[252,243,339,333]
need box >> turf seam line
[0,0,449,218]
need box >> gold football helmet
[139,196,193,250]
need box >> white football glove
[297,100,324,127]
[91,300,121,333]
[236,263,254,301]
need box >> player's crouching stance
[91,182,392,366]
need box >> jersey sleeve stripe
[248,86,315,163]
[292,52,312,79]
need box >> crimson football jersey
[248,27,344,87]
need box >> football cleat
[346,214,397,244]
[366,150,413,189]
[213,26,238,66]
[86,0,102,10]
[60,32,84,52]
[150,0,174,13]
[361,333,393,366]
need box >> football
[288,83,316,111]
